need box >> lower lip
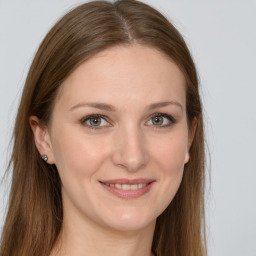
[100,182,154,199]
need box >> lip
[99,179,155,199]
[100,178,155,184]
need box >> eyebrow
[69,101,183,112]
[69,102,116,112]
[147,101,183,111]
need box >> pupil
[90,117,101,126]
[153,116,163,125]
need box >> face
[38,45,193,232]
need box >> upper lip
[99,179,155,184]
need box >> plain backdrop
[0,0,256,255]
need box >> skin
[31,44,196,256]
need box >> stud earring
[41,154,48,162]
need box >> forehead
[55,44,186,111]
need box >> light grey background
[0,1,256,255]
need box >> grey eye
[146,114,175,127]
[89,116,102,126]
[151,115,164,125]
[81,115,109,128]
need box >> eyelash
[80,113,176,130]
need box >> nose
[111,126,149,172]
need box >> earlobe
[29,116,55,164]
[184,152,190,164]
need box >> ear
[185,117,197,164]
[29,116,55,164]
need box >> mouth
[102,183,148,190]
[99,179,155,199]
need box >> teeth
[115,184,122,189]
[104,183,148,190]
[130,184,138,190]
[122,184,130,190]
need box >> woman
[0,0,207,255]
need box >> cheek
[149,130,188,211]
[152,131,188,173]
[50,129,113,213]
[50,128,110,180]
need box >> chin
[100,208,157,232]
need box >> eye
[80,114,109,128]
[146,113,175,127]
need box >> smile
[102,183,148,190]
[99,179,155,199]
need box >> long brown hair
[0,1,207,255]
